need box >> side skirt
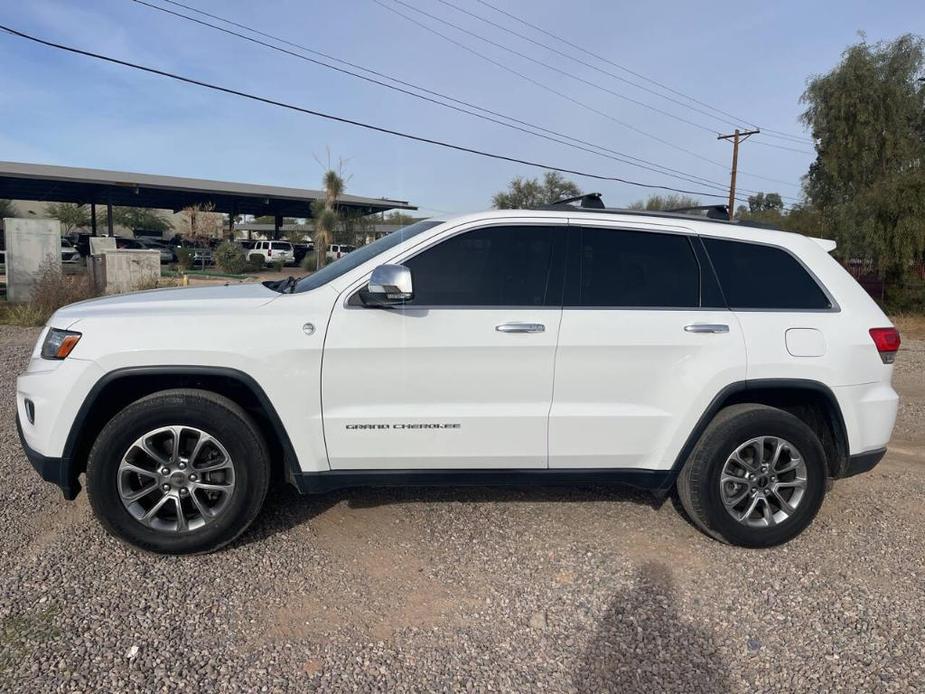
[291,468,673,495]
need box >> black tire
[86,389,270,555]
[677,403,827,547]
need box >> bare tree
[180,202,223,244]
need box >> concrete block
[4,218,61,303]
[93,250,161,294]
[88,236,116,255]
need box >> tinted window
[569,227,700,307]
[271,242,291,250]
[405,225,563,306]
[703,238,831,309]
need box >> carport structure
[0,160,416,236]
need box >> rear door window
[566,227,700,307]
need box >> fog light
[24,399,35,425]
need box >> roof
[0,161,416,218]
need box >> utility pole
[717,128,760,220]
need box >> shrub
[2,260,98,326]
[301,252,317,271]
[175,247,193,271]
[214,241,246,274]
[270,260,285,272]
[884,282,925,315]
[247,253,266,271]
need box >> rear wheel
[87,389,270,554]
[677,403,827,547]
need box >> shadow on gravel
[574,562,729,694]
[233,481,343,548]
[234,483,666,548]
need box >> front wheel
[677,403,827,547]
[86,389,270,554]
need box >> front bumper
[17,414,80,499]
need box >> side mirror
[361,264,413,306]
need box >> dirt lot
[0,325,922,692]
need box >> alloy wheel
[117,426,236,533]
[719,436,808,528]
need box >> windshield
[293,220,442,293]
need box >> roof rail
[666,204,730,220]
[536,193,799,234]
[548,192,605,209]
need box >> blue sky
[1,0,922,216]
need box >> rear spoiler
[811,238,837,253]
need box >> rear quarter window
[703,237,831,310]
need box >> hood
[51,282,280,327]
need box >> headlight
[41,329,82,360]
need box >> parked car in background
[169,239,213,267]
[66,232,92,257]
[327,244,355,261]
[292,242,314,266]
[135,238,175,264]
[60,238,80,264]
[114,237,146,250]
[247,240,295,266]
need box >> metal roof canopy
[0,161,416,218]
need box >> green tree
[339,210,374,245]
[492,171,581,209]
[111,206,171,234]
[46,202,90,233]
[747,192,784,214]
[627,194,701,211]
[801,34,925,278]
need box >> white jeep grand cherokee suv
[16,202,900,554]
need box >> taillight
[869,327,901,364]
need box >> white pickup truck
[16,204,899,554]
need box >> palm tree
[314,170,344,269]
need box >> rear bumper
[16,414,80,500]
[842,447,887,478]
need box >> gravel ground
[1,325,923,692]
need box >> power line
[129,0,737,196]
[750,139,814,155]
[432,0,751,133]
[374,0,801,192]
[385,0,722,134]
[470,0,815,146]
[0,22,752,202]
[372,2,749,177]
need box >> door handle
[496,322,545,334]
[684,323,730,334]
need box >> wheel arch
[64,366,301,492]
[669,379,849,489]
